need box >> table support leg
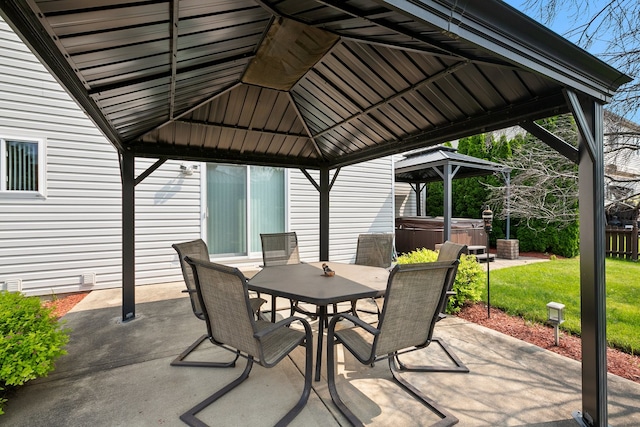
[315,305,327,381]
[271,298,277,323]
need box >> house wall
[0,18,395,296]
[0,17,203,295]
[395,182,418,217]
[289,159,395,264]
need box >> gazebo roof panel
[0,0,628,168]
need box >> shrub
[0,291,70,414]
[514,219,579,258]
[396,248,484,313]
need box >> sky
[503,0,611,56]
[503,0,639,123]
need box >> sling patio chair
[260,232,354,322]
[171,239,266,368]
[327,261,460,427]
[392,241,470,374]
[260,232,302,321]
[352,233,395,317]
[355,232,395,269]
[181,257,313,427]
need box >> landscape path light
[547,301,565,346]
[482,206,493,318]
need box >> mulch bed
[457,303,640,384]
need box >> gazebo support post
[410,183,424,216]
[567,90,608,427]
[320,167,330,261]
[120,150,136,322]
[301,167,337,262]
[120,155,166,323]
[442,163,452,242]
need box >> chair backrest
[435,241,467,317]
[436,241,468,264]
[260,232,300,266]
[172,239,210,319]
[355,233,394,268]
[437,241,468,292]
[374,261,458,356]
[185,257,261,357]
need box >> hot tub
[395,216,486,254]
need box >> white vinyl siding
[290,157,395,263]
[395,182,418,217]
[0,18,198,295]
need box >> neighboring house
[603,112,640,204]
[0,19,394,297]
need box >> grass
[487,257,640,355]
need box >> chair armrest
[331,313,380,336]
[253,316,310,339]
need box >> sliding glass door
[206,164,285,257]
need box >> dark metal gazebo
[395,146,512,239]
[0,1,631,425]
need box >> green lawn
[486,257,640,354]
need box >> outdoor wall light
[180,163,198,175]
[547,301,565,346]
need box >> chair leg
[389,356,459,427]
[181,330,313,427]
[180,357,254,427]
[170,334,239,368]
[328,332,459,426]
[275,321,314,427]
[327,328,364,427]
[394,338,469,373]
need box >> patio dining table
[248,262,389,381]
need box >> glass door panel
[249,166,285,252]
[206,164,246,256]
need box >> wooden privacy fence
[605,226,639,261]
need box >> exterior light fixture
[482,206,493,232]
[180,163,198,175]
[547,301,565,346]
[482,206,493,318]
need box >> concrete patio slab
[3,260,639,426]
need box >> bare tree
[521,0,640,184]
[486,115,579,226]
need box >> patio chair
[260,232,352,322]
[436,241,468,319]
[352,233,395,316]
[171,239,266,368]
[327,261,460,427]
[355,232,395,268]
[260,232,303,321]
[393,241,470,373]
[181,257,313,427]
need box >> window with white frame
[0,136,46,197]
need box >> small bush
[0,291,70,414]
[397,248,484,313]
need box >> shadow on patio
[3,282,639,426]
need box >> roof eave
[379,0,632,102]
